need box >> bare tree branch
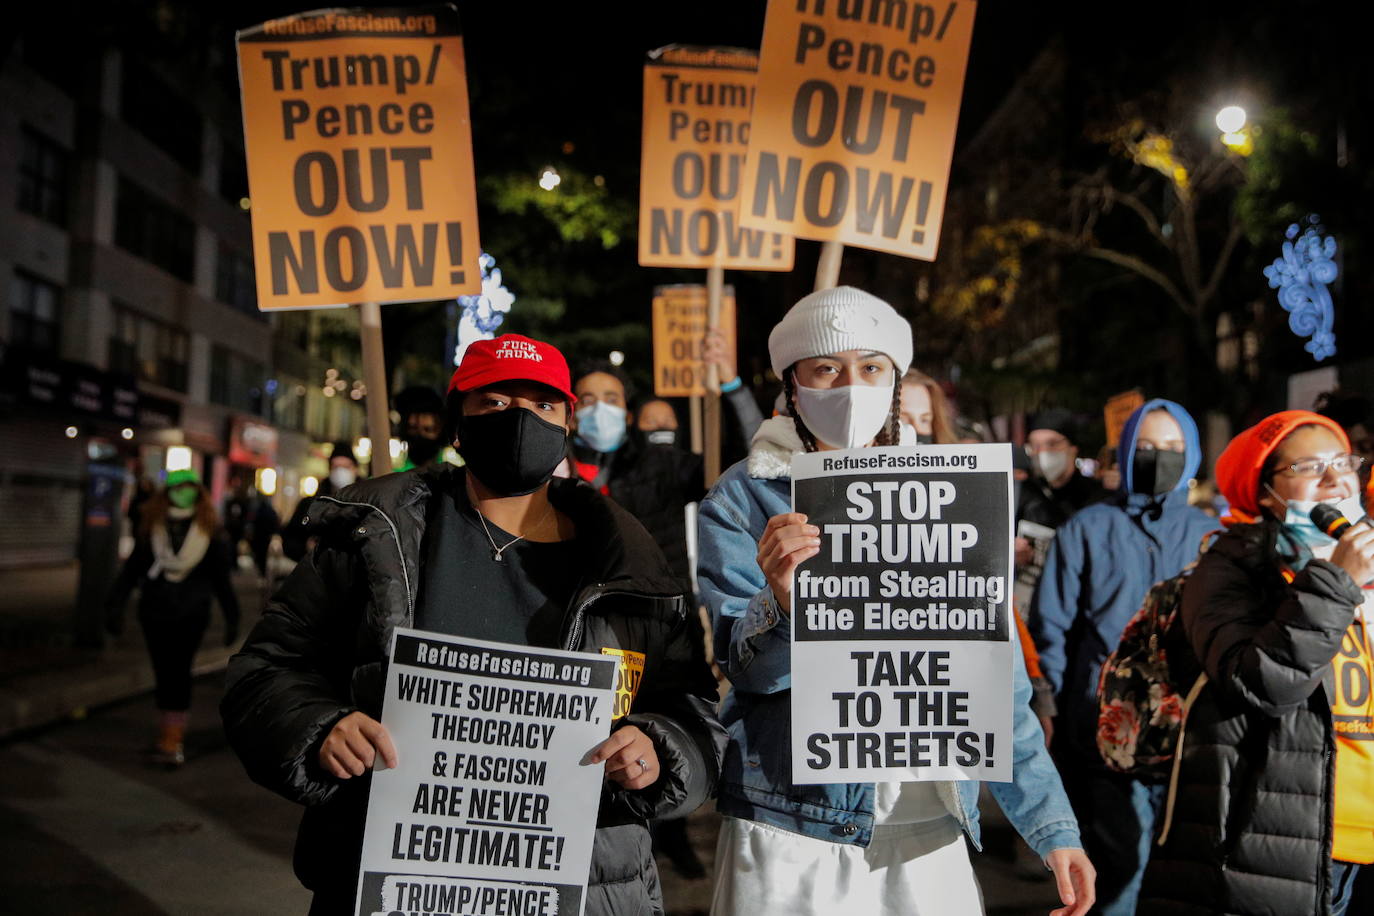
[1078,245,1194,317]
[1100,185,1170,248]
[1192,153,1244,196]
[1200,221,1246,308]
[1174,193,1204,299]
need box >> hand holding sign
[702,326,737,386]
[1014,536,1034,568]
[586,724,660,791]
[320,710,399,778]
[759,512,821,616]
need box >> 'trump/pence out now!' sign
[237,5,481,309]
[789,444,1013,784]
[639,46,795,271]
[651,284,737,397]
[740,1,976,261]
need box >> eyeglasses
[1279,454,1366,478]
[1025,440,1071,455]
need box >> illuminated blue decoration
[1263,215,1338,361]
[453,252,515,366]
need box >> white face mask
[1035,450,1072,483]
[793,382,893,449]
[329,467,357,489]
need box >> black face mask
[456,409,568,496]
[405,434,443,467]
[1132,449,1187,496]
[915,432,935,445]
[643,429,678,448]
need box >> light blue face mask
[575,401,627,453]
[1272,487,1367,548]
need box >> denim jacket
[696,417,1082,856]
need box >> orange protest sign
[739,0,977,261]
[236,6,481,309]
[640,46,794,271]
[652,285,737,397]
[1104,389,1146,448]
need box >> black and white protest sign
[355,629,619,916]
[790,444,1013,784]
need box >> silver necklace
[474,503,552,562]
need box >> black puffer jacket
[572,438,705,583]
[607,442,705,582]
[1140,521,1360,915]
[221,467,725,916]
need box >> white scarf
[148,506,211,582]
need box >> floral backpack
[1095,533,1217,782]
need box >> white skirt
[710,815,984,916]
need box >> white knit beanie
[768,286,913,379]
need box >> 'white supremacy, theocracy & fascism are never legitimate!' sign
[355,630,619,916]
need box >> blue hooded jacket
[1028,398,1218,759]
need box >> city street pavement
[0,671,310,914]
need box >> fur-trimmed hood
[747,416,805,480]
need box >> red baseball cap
[448,334,575,403]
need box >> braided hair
[782,372,819,453]
[784,366,904,453]
[877,382,903,446]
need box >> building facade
[0,36,367,570]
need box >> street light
[1215,105,1246,134]
[538,167,561,191]
[1216,105,1253,155]
[609,350,625,366]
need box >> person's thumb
[1050,855,1076,907]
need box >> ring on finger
[636,757,650,773]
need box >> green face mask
[168,486,199,509]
